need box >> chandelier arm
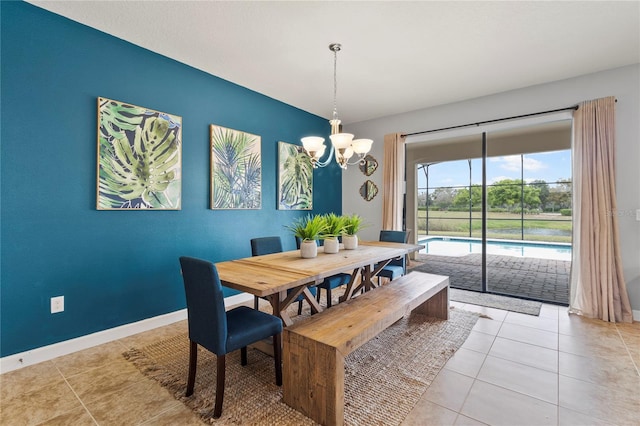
[345,154,366,166]
[314,144,336,168]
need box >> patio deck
[411,253,570,305]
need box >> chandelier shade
[301,43,373,170]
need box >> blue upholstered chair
[179,256,283,418]
[251,236,316,315]
[295,237,351,307]
[316,273,351,307]
[377,230,408,284]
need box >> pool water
[419,237,572,261]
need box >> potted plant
[342,213,365,250]
[285,214,327,258]
[321,213,346,254]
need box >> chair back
[179,256,227,355]
[379,230,407,243]
[251,236,283,256]
[379,230,407,270]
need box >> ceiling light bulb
[301,136,325,153]
[343,146,354,159]
[351,139,373,154]
[329,133,354,150]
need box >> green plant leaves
[97,98,182,209]
[285,213,367,241]
[343,213,366,235]
[322,213,346,238]
[211,126,261,209]
[278,142,313,210]
[285,214,328,241]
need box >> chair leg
[298,300,303,315]
[213,354,226,418]
[316,288,321,303]
[241,347,247,366]
[273,333,282,386]
[327,287,332,308]
[186,340,197,397]
[254,296,259,310]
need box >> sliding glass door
[486,124,572,303]
[410,119,572,304]
[413,133,484,293]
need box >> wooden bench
[282,271,449,426]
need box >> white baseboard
[0,292,254,374]
[634,309,640,322]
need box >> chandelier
[301,43,373,169]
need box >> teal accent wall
[0,2,342,357]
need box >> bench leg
[414,286,449,319]
[283,329,344,426]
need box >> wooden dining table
[215,241,424,326]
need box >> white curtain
[569,96,632,323]
[382,133,405,231]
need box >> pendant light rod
[330,43,341,124]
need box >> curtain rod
[402,104,579,138]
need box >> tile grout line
[553,370,624,425]
[137,401,185,425]
[477,338,560,375]
[55,364,100,426]
[460,306,567,423]
[552,317,622,425]
[614,323,640,377]
[454,302,499,425]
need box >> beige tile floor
[1,301,638,425]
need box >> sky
[417,149,572,190]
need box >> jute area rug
[123,293,479,425]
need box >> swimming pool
[418,237,572,261]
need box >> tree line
[420,179,572,213]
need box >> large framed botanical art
[97,97,182,210]
[210,125,261,209]
[278,141,313,210]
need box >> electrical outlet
[51,296,64,314]
[636,209,640,221]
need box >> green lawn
[417,210,572,243]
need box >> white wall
[343,64,640,312]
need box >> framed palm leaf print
[210,125,261,209]
[278,141,313,210]
[97,97,182,210]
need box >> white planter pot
[300,240,318,258]
[324,238,340,254]
[343,234,358,250]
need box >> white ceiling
[29,1,640,125]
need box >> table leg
[302,287,323,314]
[268,284,322,326]
[267,291,294,327]
[340,258,394,301]
[369,259,391,289]
[363,265,373,292]
[339,268,361,303]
